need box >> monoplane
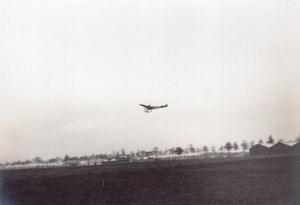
[139,104,168,113]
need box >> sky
[0,0,300,162]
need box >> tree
[258,139,263,144]
[203,146,209,158]
[116,151,121,158]
[96,154,105,159]
[241,140,249,152]
[140,150,146,157]
[224,142,233,157]
[129,151,135,158]
[80,155,88,161]
[152,147,159,158]
[88,154,96,160]
[24,160,31,165]
[224,142,233,153]
[64,154,70,162]
[203,146,209,153]
[183,147,190,154]
[70,156,79,161]
[189,144,195,153]
[121,148,126,157]
[250,141,255,147]
[169,147,176,155]
[33,156,43,163]
[175,147,184,155]
[219,145,224,153]
[211,146,216,153]
[211,146,216,158]
[267,135,275,144]
[48,158,57,163]
[195,147,202,153]
[233,142,239,152]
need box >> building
[249,143,272,156]
[249,141,300,156]
[268,142,291,155]
[291,142,300,154]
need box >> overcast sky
[1,0,300,162]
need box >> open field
[1,155,300,205]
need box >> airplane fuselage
[139,104,168,113]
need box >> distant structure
[249,141,300,156]
[292,142,300,154]
[269,142,291,155]
[249,143,273,156]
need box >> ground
[1,155,300,205]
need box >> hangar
[291,142,300,154]
[249,141,300,156]
[268,142,291,155]
[249,143,272,156]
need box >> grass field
[1,155,300,205]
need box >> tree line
[2,135,300,166]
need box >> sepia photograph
[1,0,300,204]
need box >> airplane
[139,104,168,113]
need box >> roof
[250,143,270,150]
[292,142,300,147]
[269,142,291,149]
[260,143,274,148]
[281,141,298,146]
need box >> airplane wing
[150,104,168,109]
[139,104,149,108]
[139,104,167,112]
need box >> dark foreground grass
[1,155,300,205]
